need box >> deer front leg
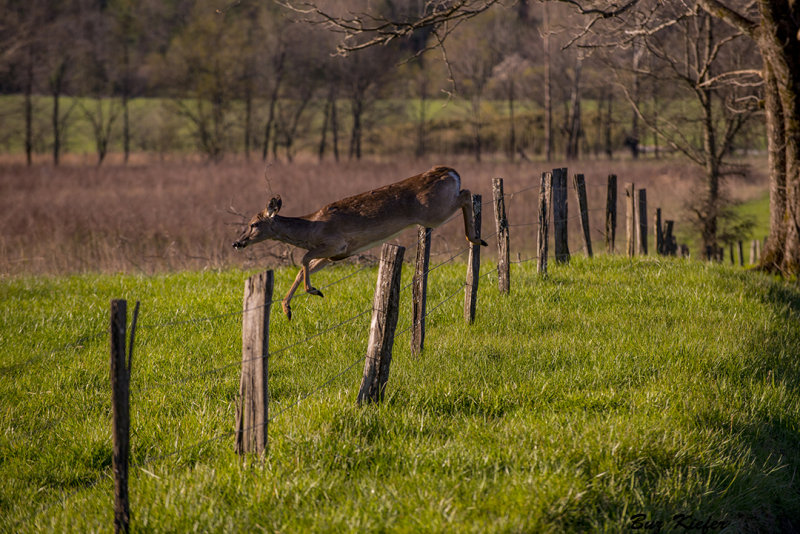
[459,189,489,247]
[281,258,332,320]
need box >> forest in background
[0,0,765,164]
[1,0,773,259]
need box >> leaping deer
[232,165,487,319]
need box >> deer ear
[266,195,282,217]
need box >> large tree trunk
[759,62,787,271]
[757,1,800,274]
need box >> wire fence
[6,171,700,529]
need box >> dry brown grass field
[0,154,768,276]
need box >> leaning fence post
[573,173,592,257]
[552,168,570,263]
[492,178,510,293]
[411,226,431,356]
[235,270,273,456]
[538,172,550,275]
[111,299,138,534]
[637,188,648,255]
[606,174,617,254]
[464,194,482,323]
[625,183,635,258]
[359,243,405,404]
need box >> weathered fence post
[738,240,744,266]
[654,208,663,255]
[573,173,593,257]
[464,194,482,323]
[358,243,405,404]
[411,226,431,356]
[626,183,636,257]
[552,168,570,263]
[492,178,510,293]
[606,174,617,254]
[637,188,648,255]
[235,270,273,456]
[663,220,676,256]
[111,299,138,534]
[750,239,760,265]
[538,172,550,275]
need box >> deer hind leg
[458,189,489,247]
[282,258,332,320]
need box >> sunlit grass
[2,256,799,531]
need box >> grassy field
[2,256,799,532]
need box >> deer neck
[268,215,322,249]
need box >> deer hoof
[307,287,324,298]
[282,301,292,320]
[480,239,488,246]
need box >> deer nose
[232,241,245,249]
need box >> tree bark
[759,62,787,270]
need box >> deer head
[232,196,282,250]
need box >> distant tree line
[0,0,765,168]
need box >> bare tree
[281,0,502,54]
[161,0,249,161]
[448,12,503,161]
[590,5,760,253]
[690,0,800,274]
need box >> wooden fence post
[464,194,482,323]
[538,172,550,275]
[573,173,593,257]
[663,220,676,256]
[492,178,510,294]
[654,208,663,255]
[606,174,617,254]
[637,188,648,255]
[111,298,138,534]
[749,239,760,264]
[552,168,570,263]
[626,183,635,257]
[358,243,405,404]
[738,240,744,266]
[235,270,273,456]
[411,226,431,356]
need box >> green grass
[2,256,799,532]
[737,191,771,243]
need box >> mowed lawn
[1,256,799,532]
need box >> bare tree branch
[694,0,758,37]
[278,0,502,54]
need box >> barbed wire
[3,174,697,532]
[0,330,107,376]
